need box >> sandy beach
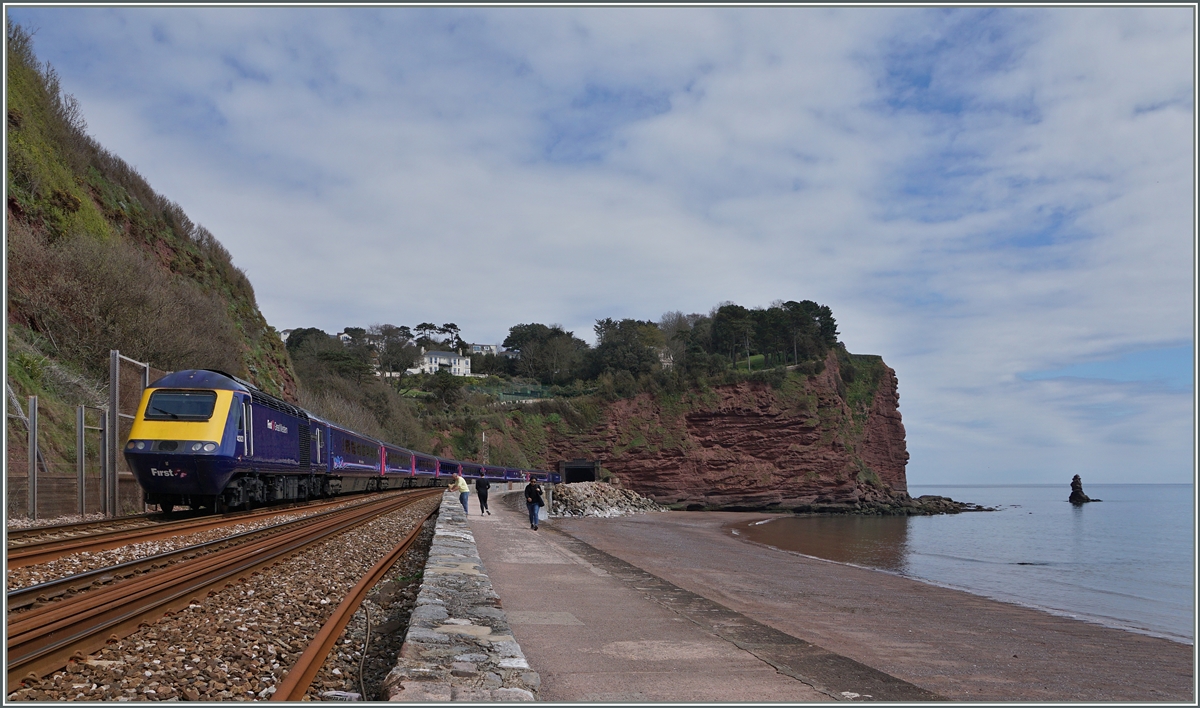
[552,510,1194,702]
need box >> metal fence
[7,350,169,520]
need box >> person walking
[449,471,470,514]
[475,477,492,515]
[524,475,545,530]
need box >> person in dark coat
[475,477,492,515]
[524,476,545,530]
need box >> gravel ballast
[6,497,387,593]
[6,494,441,702]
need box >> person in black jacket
[475,477,491,515]
[524,477,544,530]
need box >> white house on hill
[411,350,472,376]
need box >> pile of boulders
[550,482,668,518]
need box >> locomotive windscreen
[145,390,218,421]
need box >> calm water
[733,484,1195,644]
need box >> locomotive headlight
[191,443,203,451]
[203,443,217,452]
[136,441,146,450]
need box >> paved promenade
[469,490,1193,703]
[467,490,938,702]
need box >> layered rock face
[546,350,914,513]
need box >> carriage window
[146,390,217,421]
[341,437,378,461]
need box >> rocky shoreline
[551,481,990,518]
[550,481,668,518]
[683,494,993,516]
[786,493,994,516]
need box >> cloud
[1023,345,1193,391]
[7,6,1193,483]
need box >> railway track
[8,493,401,612]
[6,488,440,687]
[6,512,166,545]
[6,496,368,569]
[271,510,429,701]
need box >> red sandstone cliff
[545,350,913,512]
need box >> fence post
[28,396,38,521]
[77,405,86,516]
[109,350,120,517]
[99,406,109,517]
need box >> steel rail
[5,494,347,545]
[7,492,414,611]
[6,512,162,543]
[6,489,439,686]
[271,509,432,701]
[6,495,378,568]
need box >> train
[123,369,560,513]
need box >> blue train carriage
[520,469,560,483]
[458,462,484,480]
[383,443,413,478]
[382,444,439,488]
[125,369,317,513]
[413,451,439,481]
[481,465,507,481]
[437,457,462,480]
[327,424,389,493]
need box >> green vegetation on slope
[6,20,292,395]
[5,21,298,498]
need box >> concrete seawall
[382,491,540,701]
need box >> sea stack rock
[1068,474,1098,505]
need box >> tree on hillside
[711,304,756,369]
[502,323,552,355]
[342,326,368,345]
[290,329,373,384]
[775,300,838,363]
[427,368,464,405]
[369,323,418,374]
[588,318,664,378]
[502,323,588,383]
[414,322,440,351]
[658,311,691,369]
[469,352,509,376]
[371,323,409,345]
[439,323,466,351]
[285,327,333,353]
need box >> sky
[5,5,1195,485]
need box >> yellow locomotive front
[124,370,248,512]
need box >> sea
[733,484,1195,644]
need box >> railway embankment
[4,492,441,702]
[383,491,540,701]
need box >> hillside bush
[7,220,242,377]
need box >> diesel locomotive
[124,369,559,513]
